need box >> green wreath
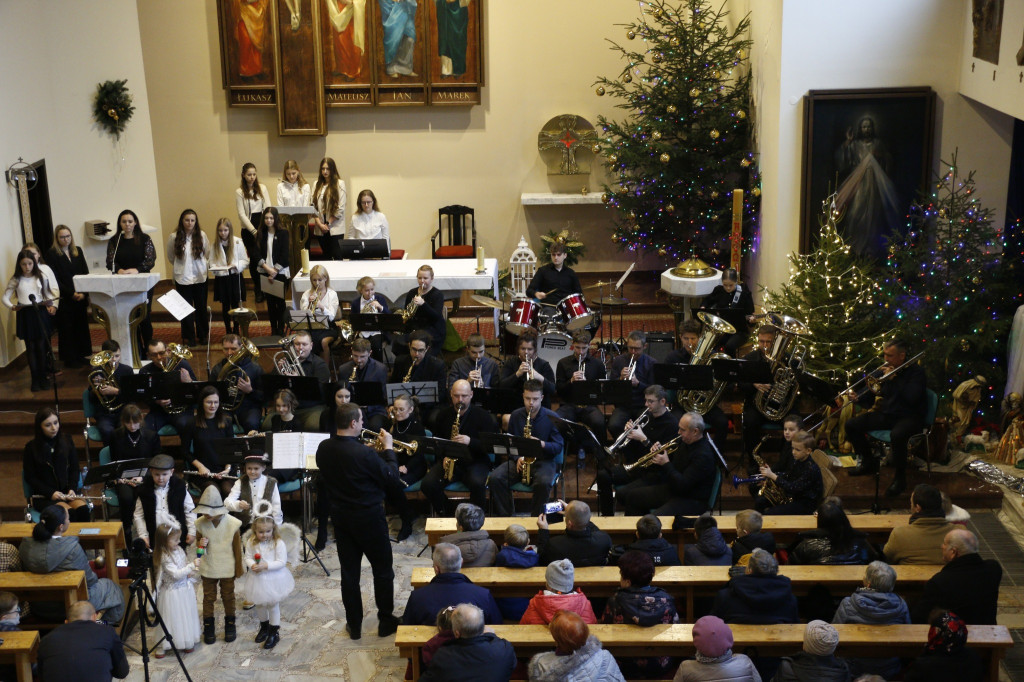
[93,79,135,139]
[540,229,587,267]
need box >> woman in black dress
[107,403,160,543]
[23,407,90,522]
[183,385,236,495]
[256,206,290,336]
[105,209,157,348]
[46,225,91,368]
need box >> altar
[74,273,160,368]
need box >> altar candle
[476,246,485,272]
[301,249,310,275]
[731,189,743,271]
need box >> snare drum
[537,325,574,366]
[557,293,594,331]
[507,298,540,334]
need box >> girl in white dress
[209,218,250,334]
[241,514,295,649]
[276,159,311,207]
[153,520,202,657]
[348,189,390,252]
[298,264,341,357]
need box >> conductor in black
[315,402,402,640]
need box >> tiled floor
[968,512,1024,681]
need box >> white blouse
[313,179,347,236]
[348,210,390,249]
[2,273,60,310]
[276,180,311,207]
[299,287,340,321]
[166,231,211,285]
[235,184,271,234]
[209,236,250,276]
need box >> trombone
[360,429,419,455]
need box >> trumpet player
[351,276,389,362]
[596,385,679,516]
[140,338,196,434]
[607,331,656,437]
[421,380,497,515]
[498,330,557,408]
[617,411,718,516]
[394,265,445,358]
[447,333,498,390]
[555,330,607,461]
[488,379,565,516]
[85,339,134,444]
[210,334,264,433]
[339,338,389,430]
[299,264,340,358]
[846,339,928,497]
[756,430,823,515]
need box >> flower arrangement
[541,228,586,267]
[93,79,135,139]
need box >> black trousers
[174,280,209,345]
[619,480,708,516]
[421,459,490,514]
[333,506,394,628]
[241,229,262,297]
[55,296,92,363]
[845,410,925,472]
[488,459,556,516]
[596,462,634,516]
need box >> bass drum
[537,324,574,367]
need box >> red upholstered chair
[432,205,476,259]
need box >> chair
[866,388,940,473]
[97,446,118,519]
[81,388,105,469]
[811,448,838,499]
[22,473,40,523]
[432,205,476,259]
[707,467,722,511]
[510,446,566,503]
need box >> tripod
[299,470,330,575]
[120,570,193,682]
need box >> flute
[183,470,239,480]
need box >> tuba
[678,312,736,414]
[218,337,259,411]
[162,343,194,415]
[754,313,810,421]
[521,410,535,485]
[273,336,304,376]
[88,351,122,412]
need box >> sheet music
[157,289,196,321]
[271,431,330,469]
[615,262,635,290]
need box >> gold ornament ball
[591,143,601,153]
[712,70,721,79]
[658,248,668,257]
[601,193,611,204]
[752,187,761,197]
[710,129,720,139]
[596,86,606,96]
[627,30,636,40]
[652,8,662,19]
[710,247,721,257]
[971,275,981,285]
[960,338,971,352]
[659,152,671,164]
[652,52,664,64]
[628,210,636,220]
[609,154,618,164]
[938,208,947,218]
[630,224,640,233]
[737,48,747,60]
[670,37,680,47]
[665,203,675,214]
[651,131,662,141]
[666,104,678,114]
[611,234,619,242]
[623,74,632,83]
[736,110,746,119]
[689,87,701,97]
[740,158,751,167]
[710,191,719,199]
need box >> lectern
[74,273,160,368]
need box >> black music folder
[711,358,773,383]
[653,363,715,391]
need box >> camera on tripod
[124,538,154,581]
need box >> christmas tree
[594,0,759,265]
[885,152,1016,415]
[762,194,896,385]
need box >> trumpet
[623,435,681,471]
[359,429,418,455]
[183,470,239,480]
[624,355,637,382]
[605,408,650,457]
[526,356,535,381]
[472,357,482,388]
[307,289,321,313]
[577,352,586,376]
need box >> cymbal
[597,296,630,306]
[583,280,615,290]
[470,294,509,311]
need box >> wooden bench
[0,630,40,682]
[410,564,940,621]
[0,522,128,596]
[0,571,88,628]
[424,514,909,555]
[396,623,1013,682]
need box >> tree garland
[93,79,135,139]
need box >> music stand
[480,433,546,516]
[170,381,230,408]
[417,436,471,465]
[351,312,406,335]
[212,434,267,455]
[549,414,603,499]
[122,372,176,402]
[653,363,715,392]
[568,379,633,408]
[84,459,149,487]
[268,431,330,575]
[263,375,325,403]
[471,387,520,414]
[288,309,330,331]
[350,380,386,406]
[386,381,439,407]
[710,358,773,384]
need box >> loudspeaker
[646,332,675,363]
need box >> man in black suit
[498,330,557,409]
[555,330,607,460]
[911,528,1002,625]
[140,338,196,434]
[846,339,928,496]
[210,333,264,433]
[391,330,448,420]
[37,601,129,682]
[273,329,331,430]
[607,331,657,436]
[339,337,389,430]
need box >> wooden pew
[0,630,40,682]
[0,522,128,597]
[424,514,908,555]
[396,623,1013,682]
[0,571,88,627]
[410,564,940,621]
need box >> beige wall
[0,0,162,366]
[136,0,660,275]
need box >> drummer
[526,242,583,305]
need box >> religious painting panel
[427,0,483,105]
[972,0,1004,64]
[373,0,428,105]
[274,0,327,134]
[218,0,278,105]
[321,0,375,106]
[800,87,936,262]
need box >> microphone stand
[28,294,61,413]
[205,306,213,379]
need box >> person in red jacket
[520,559,597,625]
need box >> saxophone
[520,410,535,485]
[403,357,419,383]
[162,343,194,415]
[443,408,461,482]
[349,362,359,382]
[88,351,122,412]
[218,337,259,411]
[752,435,791,506]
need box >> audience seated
[608,514,681,567]
[520,559,597,625]
[941,491,971,527]
[903,610,984,682]
[673,615,761,682]
[440,503,498,568]
[528,609,625,682]
[0,532,20,572]
[37,600,129,682]
[402,543,502,626]
[772,620,851,682]
[682,513,731,566]
[712,548,799,626]
[883,484,954,565]
[731,509,776,564]
[421,606,456,668]
[790,500,874,565]
[495,523,539,621]
[832,561,910,679]
[603,550,679,679]
[537,500,612,567]
[421,603,517,682]
[911,529,1001,625]
[0,591,22,682]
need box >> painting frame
[800,87,936,260]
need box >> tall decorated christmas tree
[885,153,1015,415]
[762,195,896,385]
[594,0,760,265]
